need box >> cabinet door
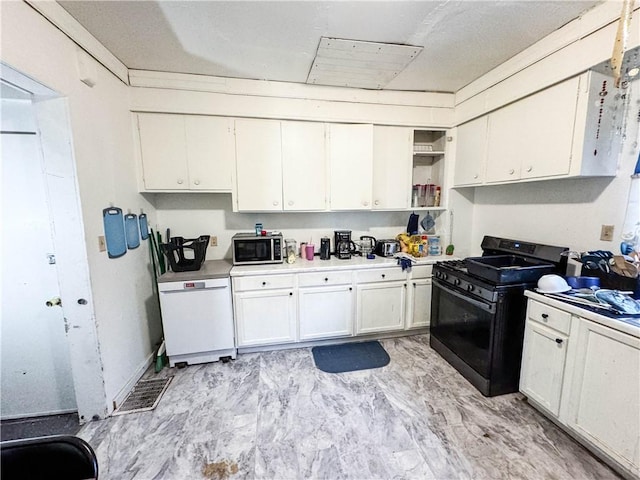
[281,121,327,211]
[486,78,578,183]
[137,113,189,190]
[234,290,296,347]
[185,116,235,191]
[565,319,640,469]
[372,126,412,209]
[519,320,568,417]
[235,118,283,211]
[328,124,373,210]
[454,116,488,186]
[356,281,406,334]
[299,285,353,340]
[406,278,431,329]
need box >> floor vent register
[113,377,173,415]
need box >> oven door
[430,278,496,378]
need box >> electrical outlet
[600,225,614,242]
[210,236,217,247]
[98,235,106,252]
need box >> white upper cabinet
[328,124,373,210]
[372,126,412,210]
[454,116,488,186]
[235,118,283,211]
[185,116,235,190]
[456,70,619,187]
[281,121,327,211]
[485,76,578,183]
[136,113,234,192]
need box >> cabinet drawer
[233,274,295,292]
[411,265,433,279]
[356,268,407,284]
[528,301,571,334]
[298,271,352,287]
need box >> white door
[299,285,353,340]
[185,116,235,191]
[406,278,432,329]
[1,98,76,418]
[454,116,488,186]
[234,290,296,346]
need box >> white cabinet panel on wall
[281,121,327,211]
[485,76,578,183]
[453,116,488,186]
[328,123,373,210]
[372,126,412,209]
[136,113,235,191]
[406,278,431,329]
[564,318,640,472]
[235,118,283,211]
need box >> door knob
[46,297,62,307]
[177,179,184,185]
[193,179,200,185]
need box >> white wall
[1,2,161,414]
[154,193,442,259]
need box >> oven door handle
[433,279,494,313]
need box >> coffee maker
[334,230,356,259]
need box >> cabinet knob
[526,166,532,173]
[273,200,279,206]
[289,292,293,296]
[381,274,386,279]
[324,277,328,282]
[349,287,353,291]
[177,179,184,185]
[555,338,563,344]
[363,201,369,207]
[262,281,267,286]
[413,282,416,287]
[193,179,200,185]
[374,200,380,206]
[541,313,549,319]
[508,169,515,175]
[288,200,294,206]
[473,174,479,179]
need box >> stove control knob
[454,279,461,286]
[442,273,448,280]
[467,284,475,292]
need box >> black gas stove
[430,236,568,397]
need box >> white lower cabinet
[233,264,431,347]
[406,278,432,329]
[299,285,354,340]
[564,319,640,472]
[233,275,296,347]
[356,273,406,334]
[521,297,640,478]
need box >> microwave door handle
[433,279,494,313]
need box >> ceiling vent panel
[306,37,423,90]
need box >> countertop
[525,290,640,338]
[158,259,233,283]
[230,254,458,276]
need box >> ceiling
[58,0,603,93]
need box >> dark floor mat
[312,341,390,373]
[0,413,80,442]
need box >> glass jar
[285,239,297,264]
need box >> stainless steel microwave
[232,233,283,265]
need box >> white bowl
[536,274,571,294]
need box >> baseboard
[1,408,77,421]
[110,351,155,414]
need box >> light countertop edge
[525,290,640,338]
[229,254,459,276]
[158,259,233,282]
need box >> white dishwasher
[157,260,236,367]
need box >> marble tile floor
[79,334,620,480]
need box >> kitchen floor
[79,335,619,480]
